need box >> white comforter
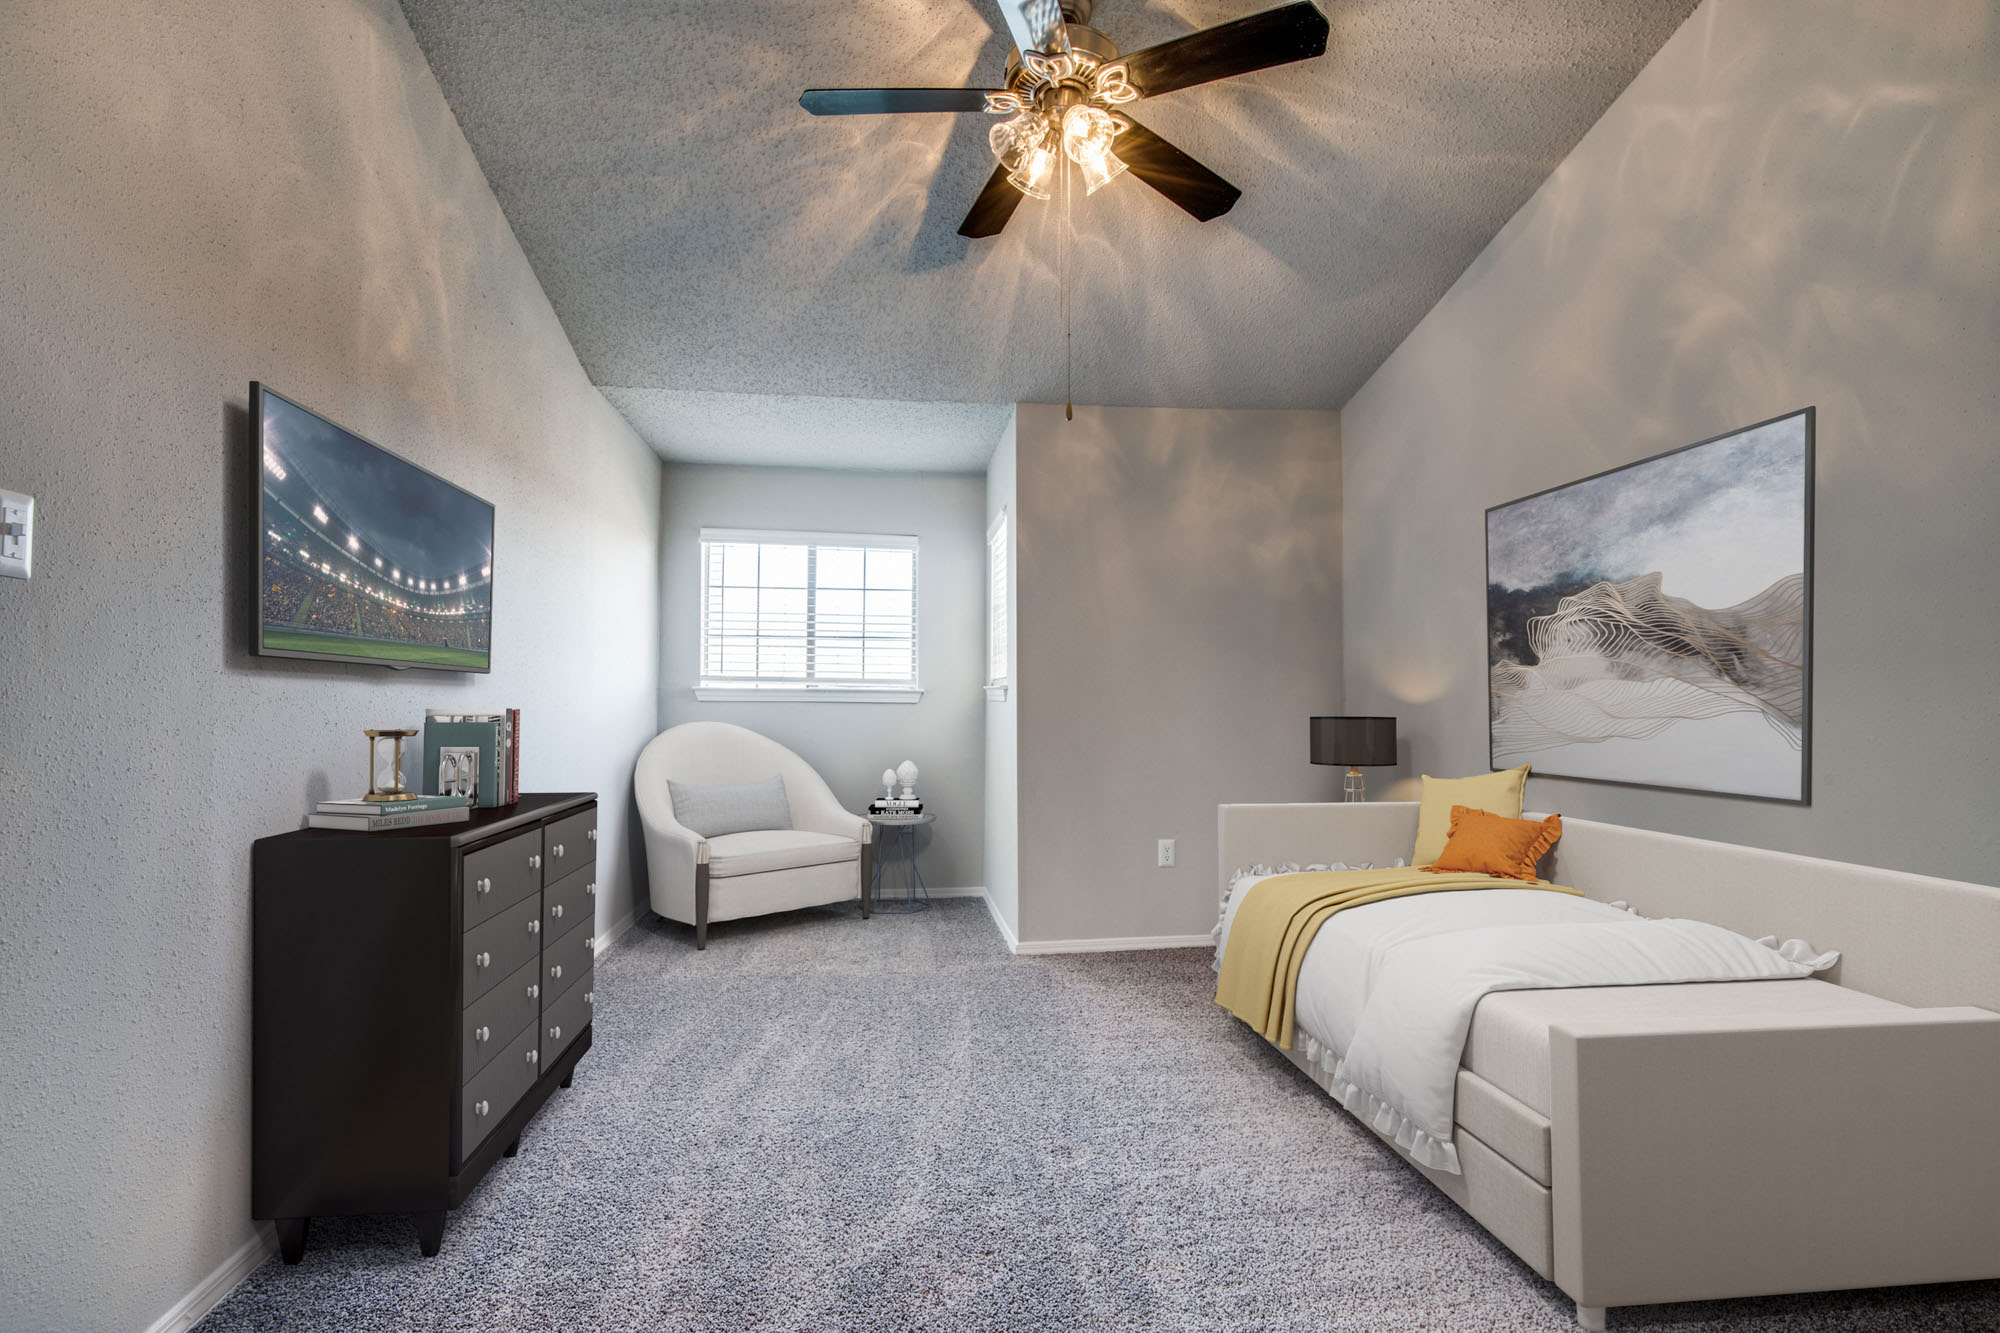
[1216,875,1834,1173]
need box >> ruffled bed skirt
[1290,1028,1463,1174]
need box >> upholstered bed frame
[1217,802,2000,1329]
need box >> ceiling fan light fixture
[1061,104,1127,195]
[1008,140,1058,200]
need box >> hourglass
[362,728,420,802]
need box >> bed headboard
[1218,802,2000,1014]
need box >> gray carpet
[200,899,2000,1331]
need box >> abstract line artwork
[1486,410,1813,801]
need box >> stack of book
[869,796,925,820]
[422,708,521,808]
[308,793,471,832]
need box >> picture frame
[1485,409,1814,802]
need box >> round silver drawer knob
[550,964,563,980]
[527,984,539,999]
[587,828,597,842]
[475,951,491,969]
[587,936,597,951]
[551,904,564,920]
[584,991,594,1006]
[528,853,541,870]
[526,1049,538,1065]
[475,1025,490,1043]
[476,877,491,895]
[528,919,541,935]
[549,1025,562,1041]
[553,843,564,858]
[475,1099,489,1117]
[587,882,597,896]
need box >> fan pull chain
[1062,149,1073,421]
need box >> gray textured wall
[1014,405,1346,944]
[0,2,662,1327]
[983,416,1020,939]
[656,464,989,889]
[1340,0,2000,883]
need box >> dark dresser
[252,792,598,1260]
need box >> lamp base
[1344,766,1366,803]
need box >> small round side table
[866,812,935,914]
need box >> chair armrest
[1216,802,1420,906]
[1549,1007,2000,1310]
[634,770,706,917]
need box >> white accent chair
[635,722,872,949]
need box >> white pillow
[668,776,793,838]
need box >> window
[697,529,920,701]
[987,508,1009,693]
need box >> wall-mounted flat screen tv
[252,383,493,672]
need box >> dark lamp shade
[1310,716,1397,768]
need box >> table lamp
[1310,716,1397,802]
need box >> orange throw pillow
[1424,805,1562,882]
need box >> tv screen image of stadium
[255,387,494,671]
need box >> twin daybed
[1215,800,2000,1329]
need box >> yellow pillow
[1413,765,1530,866]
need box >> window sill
[985,684,1009,702]
[694,686,924,704]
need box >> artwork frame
[1485,409,1814,803]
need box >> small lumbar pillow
[668,776,793,839]
[1425,805,1562,882]
[1413,764,1530,865]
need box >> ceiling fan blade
[1018,0,1071,53]
[1115,117,1242,222]
[1119,1,1330,99]
[992,0,1069,55]
[959,162,1027,238]
[799,88,999,116]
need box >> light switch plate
[0,489,31,580]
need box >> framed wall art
[1486,409,1813,802]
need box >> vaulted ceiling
[401,0,1697,468]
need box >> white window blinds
[987,509,1009,685]
[699,529,918,693]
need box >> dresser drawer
[542,807,597,885]
[463,956,539,1081]
[542,916,594,1003]
[543,864,595,938]
[541,973,593,1066]
[462,829,544,930]
[464,893,543,1007]
[460,1021,539,1160]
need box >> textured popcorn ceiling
[402,0,1697,469]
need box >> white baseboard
[979,890,1020,952]
[923,885,986,898]
[1013,933,1214,955]
[595,907,637,957]
[146,1224,276,1333]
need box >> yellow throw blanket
[1215,869,1583,1047]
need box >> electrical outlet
[1157,838,1175,868]
[0,489,32,581]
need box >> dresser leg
[502,1139,519,1158]
[416,1210,446,1257]
[276,1217,309,1264]
[559,1070,573,1088]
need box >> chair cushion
[706,829,859,879]
[669,775,792,838]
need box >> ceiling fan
[800,0,1330,238]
